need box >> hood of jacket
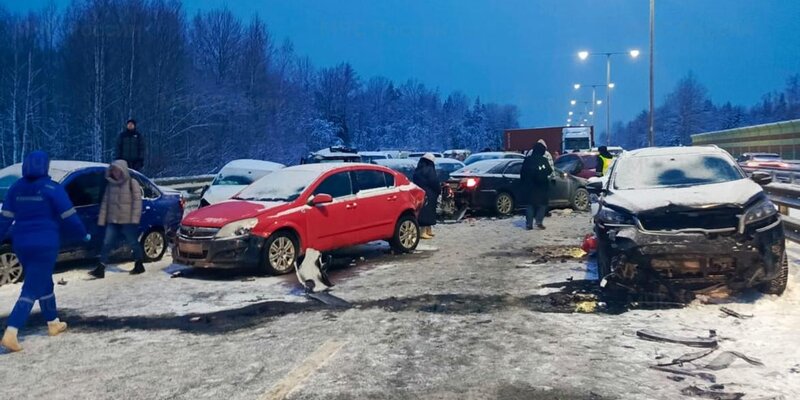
[22,151,50,179]
[107,159,131,185]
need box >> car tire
[390,214,420,253]
[495,192,515,217]
[263,231,298,275]
[141,230,167,262]
[758,251,788,295]
[0,244,24,287]
[571,188,590,212]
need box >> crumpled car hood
[605,179,764,214]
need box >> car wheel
[263,232,298,275]
[571,188,590,212]
[0,245,23,287]
[390,214,420,253]
[495,192,515,217]
[141,230,167,261]
[758,251,788,295]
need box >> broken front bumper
[173,235,266,269]
[601,216,784,287]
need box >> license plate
[179,242,204,255]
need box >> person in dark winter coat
[412,153,440,239]
[520,142,553,230]
[89,160,144,278]
[116,119,146,171]
[0,151,89,352]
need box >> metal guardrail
[153,174,214,205]
[763,182,800,244]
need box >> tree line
[0,0,519,176]
[611,72,800,149]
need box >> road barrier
[763,182,800,244]
[153,175,214,208]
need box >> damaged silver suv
[588,146,787,296]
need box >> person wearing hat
[537,139,555,171]
[412,153,440,239]
[116,119,146,171]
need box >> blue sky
[5,0,800,127]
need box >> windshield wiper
[256,197,288,202]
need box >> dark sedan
[446,159,590,216]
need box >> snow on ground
[0,213,798,399]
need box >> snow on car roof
[287,162,384,173]
[0,160,107,182]
[626,146,726,158]
[312,147,359,157]
[222,159,285,170]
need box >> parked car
[301,146,362,164]
[555,152,599,179]
[463,151,524,166]
[0,161,183,286]
[174,163,425,274]
[443,149,471,161]
[358,151,393,164]
[374,158,465,183]
[200,159,284,207]
[407,152,443,159]
[737,152,789,169]
[589,146,787,295]
[446,159,590,216]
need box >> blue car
[0,161,184,286]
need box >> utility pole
[648,0,655,147]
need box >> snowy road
[1,213,799,399]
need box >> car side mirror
[586,180,605,195]
[308,193,333,206]
[750,171,773,186]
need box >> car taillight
[460,177,480,190]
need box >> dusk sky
[5,0,800,127]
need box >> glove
[84,234,92,242]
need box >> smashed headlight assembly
[596,207,636,226]
[215,218,259,239]
[739,199,778,232]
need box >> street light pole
[606,54,612,146]
[648,0,655,147]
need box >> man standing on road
[89,160,145,278]
[116,119,146,171]
[521,142,553,230]
[0,151,89,352]
[596,146,614,177]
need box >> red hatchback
[174,164,425,274]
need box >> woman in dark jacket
[413,153,440,239]
[520,142,553,230]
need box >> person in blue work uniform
[0,151,89,352]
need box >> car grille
[638,208,740,231]
[178,226,220,240]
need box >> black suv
[588,146,787,296]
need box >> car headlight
[742,199,778,226]
[215,218,259,239]
[596,207,635,226]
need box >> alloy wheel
[143,231,165,260]
[497,194,513,215]
[574,189,590,211]
[399,220,418,249]
[0,252,22,286]
[269,236,296,273]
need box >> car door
[548,169,573,206]
[305,171,357,251]
[352,169,397,241]
[501,161,525,206]
[131,173,162,234]
[61,168,107,257]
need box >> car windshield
[212,174,254,186]
[234,169,320,202]
[614,154,744,190]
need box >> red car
[555,152,599,179]
[174,164,425,274]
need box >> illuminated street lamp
[570,99,577,106]
[577,49,640,145]
[572,83,610,128]
[573,83,581,90]
[568,111,574,116]
[596,100,603,105]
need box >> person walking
[596,146,614,177]
[116,119,146,171]
[0,151,89,352]
[521,142,553,230]
[88,160,145,279]
[413,153,440,240]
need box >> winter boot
[427,227,436,237]
[47,319,67,337]
[537,224,546,230]
[420,228,433,240]
[88,264,106,279]
[130,261,145,275]
[1,327,22,352]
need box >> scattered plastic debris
[680,385,744,400]
[636,329,719,348]
[719,307,753,319]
